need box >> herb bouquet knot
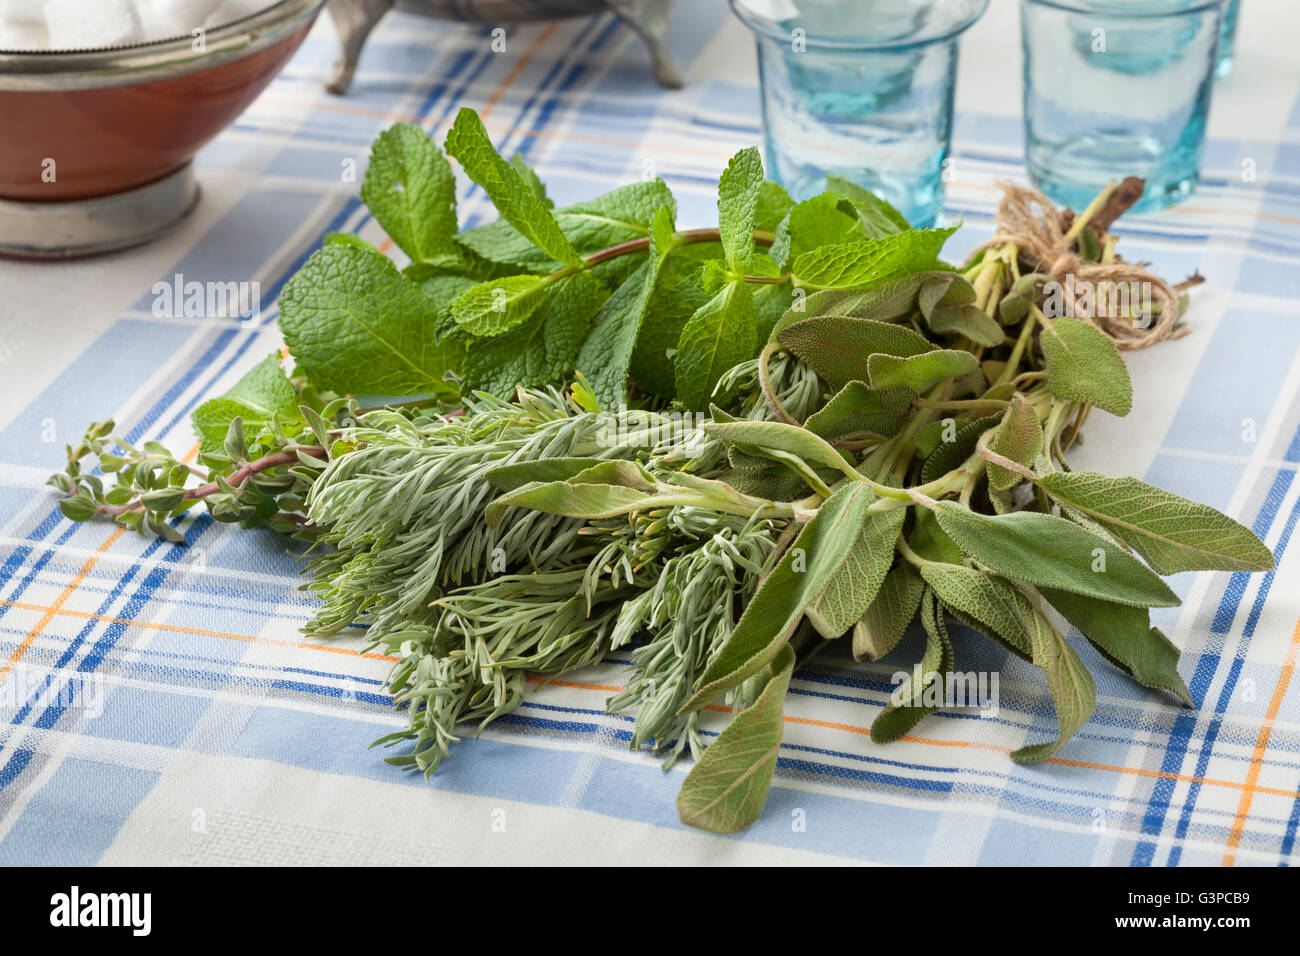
[50,111,1273,834]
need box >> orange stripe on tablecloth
[480,23,558,119]
[1222,614,1300,865]
[0,528,125,686]
[0,599,399,664]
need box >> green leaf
[804,382,915,444]
[779,315,932,391]
[59,496,99,522]
[460,270,609,396]
[192,352,298,452]
[987,393,1043,492]
[510,153,552,207]
[717,147,764,272]
[870,590,954,743]
[575,207,676,409]
[1039,587,1193,705]
[825,175,910,237]
[790,228,956,290]
[674,280,758,410]
[929,501,1180,608]
[768,194,862,267]
[444,107,583,268]
[918,274,1004,347]
[279,243,460,397]
[682,482,878,711]
[450,274,547,336]
[868,349,980,392]
[918,415,1001,485]
[918,562,1032,659]
[1035,472,1275,574]
[361,123,458,265]
[1040,315,1132,416]
[458,179,677,274]
[628,279,707,397]
[485,460,656,525]
[853,561,924,660]
[1010,595,1097,763]
[771,272,951,335]
[806,505,906,638]
[484,457,604,492]
[754,179,794,232]
[701,419,857,480]
[909,507,965,565]
[676,645,794,834]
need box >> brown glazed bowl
[0,0,323,256]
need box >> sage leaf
[676,645,794,834]
[870,590,954,743]
[702,419,857,480]
[1039,586,1193,705]
[485,457,606,492]
[681,482,877,711]
[868,349,980,392]
[918,415,1001,485]
[806,505,906,638]
[1011,595,1097,763]
[1040,315,1132,416]
[918,562,1032,659]
[779,315,932,390]
[987,393,1043,491]
[853,561,924,660]
[804,382,915,444]
[1035,471,1275,574]
[929,501,1180,607]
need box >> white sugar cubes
[0,0,272,50]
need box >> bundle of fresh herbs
[49,111,1274,833]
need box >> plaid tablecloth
[1,0,1298,867]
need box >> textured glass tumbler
[731,0,989,228]
[1217,0,1240,77]
[1021,0,1225,214]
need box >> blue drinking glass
[730,0,989,228]
[1020,0,1226,214]
[1217,0,1240,77]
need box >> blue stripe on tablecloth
[1131,424,1299,865]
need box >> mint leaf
[444,107,583,269]
[676,645,794,834]
[717,147,764,272]
[768,193,862,268]
[461,270,609,396]
[361,123,458,265]
[824,175,909,238]
[450,274,547,336]
[628,279,706,397]
[791,228,956,290]
[279,243,459,396]
[755,179,794,232]
[575,206,676,409]
[456,179,676,273]
[674,280,758,410]
[192,352,297,452]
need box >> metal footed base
[0,164,199,259]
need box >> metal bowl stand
[325,0,682,95]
